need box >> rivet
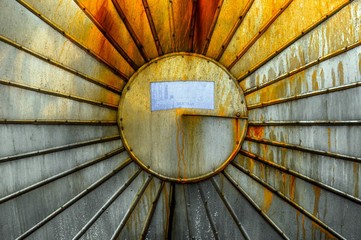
[235,112,241,117]
[127,86,130,91]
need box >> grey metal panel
[0,140,122,198]
[243,141,361,198]
[225,164,333,240]
[145,182,171,240]
[0,41,120,106]
[249,87,361,121]
[0,86,117,120]
[79,171,149,240]
[233,153,361,240]
[0,0,125,87]
[0,124,118,158]
[26,161,139,240]
[171,184,191,240]
[0,152,129,239]
[117,178,162,239]
[212,174,282,240]
[197,180,245,240]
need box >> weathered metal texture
[118,53,248,182]
[0,0,361,239]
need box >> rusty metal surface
[0,0,361,239]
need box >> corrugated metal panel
[0,0,360,239]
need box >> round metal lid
[118,53,248,182]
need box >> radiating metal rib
[183,185,192,239]
[237,0,354,82]
[188,0,197,52]
[247,81,361,110]
[228,0,293,70]
[243,40,361,92]
[140,181,165,239]
[0,119,117,125]
[245,137,361,163]
[0,135,121,163]
[0,147,125,204]
[110,175,153,240]
[72,168,142,240]
[239,149,361,204]
[74,0,139,70]
[210,178,251,240]
[15,0,129,81]
[198,183,220,240]
[248,120,361,126]
[16,158,133,240]
[202,0,224,55]
[166,183,175,240]
[0,78,118,111]
[0,35,122,94]
[111,0,150,61]
[215,0,255,61]
[222,172,289,240]
[168,0,176,52]
[142,0,163,56]
[230,162,346,240]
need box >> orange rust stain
[331,69,336,87]
[301,214,306,240]
[338,62,345,85]
[327,128,331,151]
[289,175,296,201]
[354,162,359,198]
[296,210,300,240]
[313,186,321,217]
[261,189,273,213]
[172,0,193,52]
[248,158,255,173]
[311,70,319,90]
[311,221,335,240]
[193,0,220,52]
[247,126,265,139]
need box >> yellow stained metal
[205,0,250,58]
[171,0,193,52]
[76,0,146,67]
[230,0,347,79]
[22,0,134,78]
[118,53,248,183]
[114,0,159,60]
[219,0,288,67]
[146,0,174,54]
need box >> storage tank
[0,0,360,239]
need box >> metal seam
[248,120,361,126]
[0,35,122,94]
[72,167,142,240]
[0,135,121,163]
[0,147,125,204]
[0,119,117,125]
[222,172,289,240]
[111,0,151,62]
[228,0,294,70]
[243,40,361,93]
[110,175,153,240]
[237,0,354,82]
[140,181,165,239]
[16,0,130,81]
[73,0,140,70]
[211,178,251,240]
[16,158,133,240]
[245,137,361,163]
[247,81,361,110]
[238,149,361,204]
[230,162,346,240]
[215,0,255,60]
[0,78,119,110]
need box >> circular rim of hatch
[118,52,248,183]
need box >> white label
[151,81,214,111]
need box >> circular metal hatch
[118,53,248,182]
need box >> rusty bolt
[235,112,241,117]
